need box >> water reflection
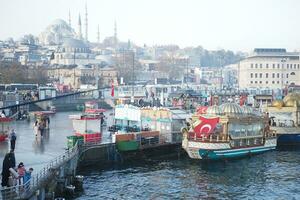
[32,137,45,154]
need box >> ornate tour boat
[182,103,277,160]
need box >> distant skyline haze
[1,0,300,52]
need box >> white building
[238,48,300,90]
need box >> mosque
[39,4,118,66]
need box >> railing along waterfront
[0,143,79,200]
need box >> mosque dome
[220,103,244,116]
[206,105,223,115]
[62,38,88,48]
[60,38,90,53]
[271,100,284,108]
[39,19,76,45]
[283,93,300,107]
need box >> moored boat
[110,104,190,152]
[182,103,277,160]
[69,107,103,144]
[264,93,300,146]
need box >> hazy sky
[1,0,300,51]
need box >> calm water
[1,112,300,200]
[76,150,300,200]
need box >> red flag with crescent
[193,116,219,137]
[111,81,114,97]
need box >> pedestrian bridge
[0,140,114,200]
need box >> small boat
[69,109,103,143]
[182,103,277,160]
[0,117,12,142]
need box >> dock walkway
[0,140,102,200]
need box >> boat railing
[265,130,277,138]
[188,133,230,143]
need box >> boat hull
[277,134,300,146]
[117,141,139,151]
[273,127,300,146]
[184,138,277,160]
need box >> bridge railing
[0,143,79,200]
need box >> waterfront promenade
[0,111,113,171]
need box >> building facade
[238,48,300,89]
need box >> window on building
[251,64,253,68]
[287,64,289,69]
[266,73,268,78]
[250,81,253,84]
[277,73,280,78]
[277,64,280,68]
[277,81,280,84]
[286,74,289,78]
[294,64,297,69]
[272,64,275,68]
[255,73,257,78]
[291,72,296,75]
[260,64,262,68]
[259,73,262,78]
[255,81,257,84]
[266,64,269,68]
[250,73,253,78]
[272,73,275,78]
[266,81,268,84]
[272,81,275,84]
[298,64,300,69]
[259,81,262,84]
[255,64,258,68]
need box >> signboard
[115,105,141,121]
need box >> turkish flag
[196,106,208,114]
[111,82,114,97]
[239,95,247,106]
[193,116,219,137]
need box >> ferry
[264,93,300,146]
[181,103,277,160]
[109,104,190,152]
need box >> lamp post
[281,58,286,93]
[131,50,135,103]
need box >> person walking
[10,129,17,151]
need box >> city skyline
[1,0,300,52]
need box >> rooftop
[247,48,299,59]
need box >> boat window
[229,123,263,138]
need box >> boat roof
[0,117,12,122]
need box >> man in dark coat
[10,129,17,151]
[1,150,16,187]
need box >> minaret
[85,3,88,42]
[114,20,117,47]
[68,10,71,27]
[97,25,100,44]
[78,14,82,40]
